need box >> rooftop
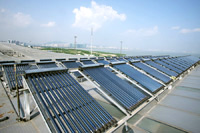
[0,42,199,133]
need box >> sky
[0,0,200,54]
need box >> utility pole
[90,27,93,56]
[120,41,123,56]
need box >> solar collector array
[0,61,15,77]
[81,65,148,111]
[166,58,189,69]
[188,56,200,62]
[107,59,118,63]
[132,62,171,83]
[154,60,182,74]
[180,56,199,65]
[37,61,58,68]
[117,58,127,62]
[68,58,78,61]
[173,58,191,67]
[174,58,192,67]
[25,68,116,133]
[3,63,30,90]
[112,63,163,93]
[81,60,95,65]
[21,60,35,63]
[56,58,66,62]
[62,60,82,68]
[145,60,178,77]
[61,61,83,78]
[160,59,186,71]
[95,59,109,65]
[124,57,133,61]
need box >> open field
[41,47,126,57]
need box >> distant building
[77,44,86,48]
[69,43,87,48]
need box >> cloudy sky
[0,0,200,54]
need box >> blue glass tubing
[26,71,116,132]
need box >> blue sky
[0,0,200,54]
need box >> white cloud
[72,1,126,31]
[171,26,180,30]
[170,26,200,34]
[13,12,32,27]
[0,8,5,13]
[41,21,56,27]
[126,26,158,36]
[180,28,200,34]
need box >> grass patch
[41,47,126,57]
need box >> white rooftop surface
[0,43,200,133]
[0,43,87,61]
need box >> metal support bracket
[22,76,30,120]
